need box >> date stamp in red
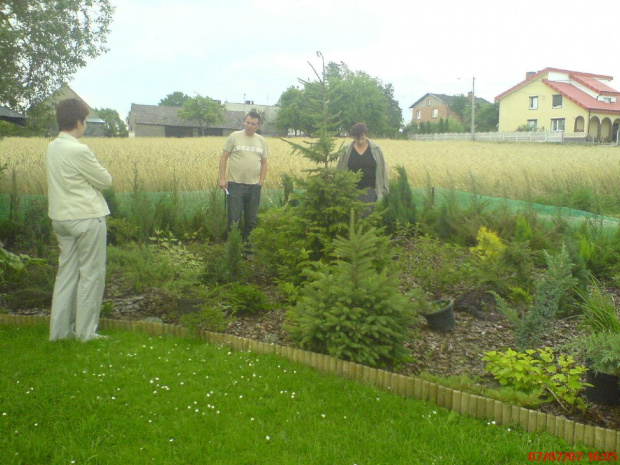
[527,452,618,462]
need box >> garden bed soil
[12,287,620,432]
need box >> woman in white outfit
[45,98,112,342]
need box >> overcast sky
[70,0,620,123]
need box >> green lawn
[0,324,590,464]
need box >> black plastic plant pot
[585,370,620,406]
[422,299,455,332]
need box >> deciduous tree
[0,0,114,112]
[177,95,225,136]
[159,92,190,107]
[95,108,128,137]
[276,60,403,138]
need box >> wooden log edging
[2,314,618,451]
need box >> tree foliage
[276,60,402,138]
[159,91,190,107]
[177,95,225,136]
[450,95,499,133]
[94,108,128,137]
[251,53,371,284]
[0,0,114,112]
[288,221,414,367]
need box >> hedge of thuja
[2,314,618,451]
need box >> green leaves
[1,1,114,110]
[177,95,225,135]
[482,347,590,413]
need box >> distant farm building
[0,106,27,126]
[45,84,106,137]
[128,102,282,137]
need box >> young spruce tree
[251,52,368,283]
[288,219,415,367]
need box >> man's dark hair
[350,122,368,139]
[56,98,89,131]
[246,110,262,124]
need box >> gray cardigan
[336,138,389,200]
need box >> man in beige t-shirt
[218,110,269,242]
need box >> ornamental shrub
[381,165,417,235]
[470,226,505,262]
[287,222,415,367]
[482,347,590,413]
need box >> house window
[432,109,438,118]
[527,119,537,130]
[552,94,562,109]
[529,96,538,110]
[416,110,421,120]
[427,99,431,106]
[551,118,565,132]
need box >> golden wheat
[1,137,619,201]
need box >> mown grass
[0,325,591,464]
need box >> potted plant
[567,332,620,406]
[408,289,455,332]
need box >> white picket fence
[408,131,591,144]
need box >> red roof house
[495,68,620,141]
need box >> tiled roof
[495,67,617,102]
[130,104,246,129]
[543,80,620,114]
[0,106,26,119]
[409,93,489,109]
[570,74,620,96]
[0,106,27,125]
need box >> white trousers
[49,217,107,342]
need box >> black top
[347,145,376,189]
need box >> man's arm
[219,151,230,190]
[258,158,268,186]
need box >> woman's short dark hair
[56,98,90,131]
[350,122,368,139]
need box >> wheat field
[1,137,619,201]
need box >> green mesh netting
[412,187,620,234]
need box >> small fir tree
[380,165,417,235]
[288,220,414,367]
[251,52,371,283]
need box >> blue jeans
[227,182,262,241]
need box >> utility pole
[471,77,475,141]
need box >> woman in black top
[336,122,389,213]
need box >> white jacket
[45,132,112,221]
